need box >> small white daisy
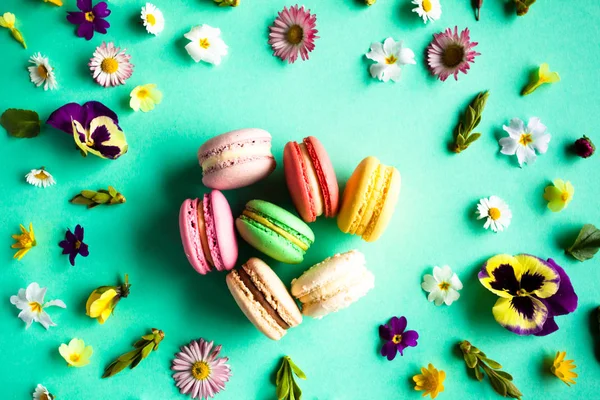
[27,53,57,91]
[412,0,442,23]
[476,195,512,232]
[88,42,134,88]
[184,25,228,65]
[141,3,164,36]
[33,384,55,400]
[421,265,462,306]
[25,167,56,188]
[365,37,416,82]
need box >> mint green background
[1,0,599,398]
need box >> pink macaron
[283,136,339,222]
[198,128,276,190]
[179,190,238,275]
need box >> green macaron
[236,200,315,264]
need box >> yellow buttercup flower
[130,84,163,112]
[413,363,445,399]
[0,12,27,48]
[543,179,574,212]
[11,223,36,260]
[551,351,577,386]
[58,338,93,367]
[522,63,560,96]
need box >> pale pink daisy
[171,338,231,399]
[426,26,480,81]
[268,5,318,64]
[89,42,134,88]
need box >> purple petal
[533,316,559,337]
[65,229,76,243]
[390,316,407,334]
[58,240,73,253]
[69,252,77,266]
[543,258,578,316]
[77,22,95,40]
[379,325,392,341]
[79,243,89,257]
[77,0,92,11]
[93,18,110,34]
[381,341,397,361]
[92,2,111,18]
[47,103,85,134]
[82,101,119,127]
[74,225,84,241]
[90,124,110,143]
[396,342,407,356]
[401,330,419,347]
[489,264,520,296]
[66,11,86,25]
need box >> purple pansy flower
[59,224,89,266]
[379,316,419,361]
[67,0,111,41]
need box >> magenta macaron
[179,190,238,275]
[198,128,277,190]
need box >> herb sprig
[103,328,164,378]
[276,356,306,400]
[70,186,126,209]
[451,91,489,154]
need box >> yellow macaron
[337,156,401,242]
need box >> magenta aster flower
[379,316,419,361]
[268,5,318,64]
[426,26,480,81]
[67,0,111,41]
[172,338,231,399]
[89,42,134,88]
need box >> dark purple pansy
[47,101,119,134]
[379,316,418,361]
[67,0,111,41]
[59,224,89,266]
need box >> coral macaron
[198,128,276,190]
[179,190,238,275]
[283,136,339,223]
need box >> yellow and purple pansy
[478,254,577,336]
[47,101,128,160]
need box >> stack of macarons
[178,128,401,340]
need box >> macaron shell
[245,199,315,243]
[198,128,272,155]
[304,136,339,218]
[202,158,276,190]
[179,199,211,275]
[236,217,305,264]
[206,190,238,271]
[363,168,401,242]
[283,141,319,222]
[337,157,379,234]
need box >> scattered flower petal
[551,351,577,386]
[11,223,36,260]
[521,63,560,96]
[421,265,462,306]
[58,224,89,266]
[58,338,93,367]
[10,282,66,329]
[499,117,550,167]
[27,53,57,90]
[66,0,110,41]
[130,84,163,112]
[141,3,164,35]
[33,384,55,400]
[426,26,480,81]
[379,316,419,360]
[476,196,512,232]
[412,0,442,24]
[268,5,318,64]
[184,24,228,65]
[89,42,134,88]
[365,38,416,82]
[25,167,56,188]
[543,179,574,212]
[573,135,595,158]
[413,363,445,398]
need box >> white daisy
[10,282,66,330]
[365,37,416,82]
[421,265,462,306]
[27,53,57,91]
[476,195,512,232]
[141,3,164,35]
[411,0,442,23]
[88,42,134,88]
[25,167,56,188]
[184,25,228,65]
[499,117,551,167]
[33,384,55,400]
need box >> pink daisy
[268,5,318,64]
[171,338,231,399]
[426,26,480,81]
[89,42,134,87]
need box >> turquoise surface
[1,0,599,398]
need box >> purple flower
[379,316,418,361]
[67,0,111,41]
[573,135,595,158]
[59,225,89,266]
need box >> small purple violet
[59,224,89,266]
[573,135,595,158]
[379,316,419,361]
[67,0,111,41]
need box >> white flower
[476,195,512,232]
[421,265,462,306]
[412,0,442,23]
[25,167,56,188]
[499,117,551,167]
[141,3,164,35]
[184,25,228,65]
[33,384,55,400]
[365,38,416,82]
[28,53,57,91]
[10,282,66,329]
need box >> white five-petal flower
[141,3,164,36]
[10,283,66,329]
[412,0,442,23]
[25,167,56,188]
[476,195,512,232]
[365,38,416,82]
[28,53,57,91]
[421,265,462,306]
[33,384,55,400]
[184,25,228,65]
[499,117,551,167]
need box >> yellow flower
[43,0,63,6]
[413,363,445,399]
[86,288,118,324]
[0,12,16,29]
[11,223,36,260]
[130,84,163,112]
[543,179,574,212]
[551,351,577,386]
[522,63,560,96]
[59,338,93,367]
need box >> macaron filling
[199,138,274,174]
[196,200,214,266]
[303,138,331,216]
[240,209,312,251]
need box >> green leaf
[287,358,307,380]
[139,343,154,360]
[130,354,144,369]
[108,186,118,197]
[117,349,140,362]
[464,353,478,369]
[488,373,508,397]
[275,357,306,400]
[1,109,41,138]
[494,370,514,381]
[451,91,489,154]
[102,358,132,378]
[504,379,524,399]
[292,378,302,400]
[465,106,477,131]
[474,365,484,381]
[465,133,481,146]
[276,364,290,400]
[81,190,97,199]
[566,224,600,262]
[479,356,502,370]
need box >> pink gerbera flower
[171,338,231,399]
[89,42,134,87]
[268,5,318,64]
[426,26,480,81]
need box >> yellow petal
[548,200,565,212]
[543,185,562,202]
[129,96,141,111]
[553,179,566,192]
[89,289,117,318]
[565,181,575,197]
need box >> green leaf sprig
[70,186,126,209]
[102,328,164,378]
[514,0,536,16]
[451,91,489,154]
[214,0,239,6]
[276,356,306,400]
[459,340,523,399]
[1,109,40,138]
[566,224,600,262]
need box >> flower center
[101,58,119,74]
[29,302,42,313]
[392,334,402,344]
[74,240,82,250]
[137,88,149,99]
[37,65,49,79]
[85,11,95,22]
[40,393,50,400]
[34,171,49,180]
[442,45,465,68]
[561,191,570,202]
[199,38,210,49]
[70,353,81,363]
[516,288,528,297]
[385,54,398,65]
[519,133,533,146]
[422,0,433,12]
[146,13,156,26]
[438,281,450,291]
[286,25,304,45]
[488,207,501,220]
[191,361,211,380]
